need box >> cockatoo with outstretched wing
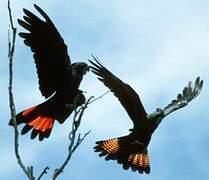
[89,56,203,174]
[9,4,89,141]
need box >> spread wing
[163,77,203,116]
[89,56,147,127]
[18,4,72,98]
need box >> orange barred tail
[94,137,150,174]
[9,106,55,141]
[127,152,150,174]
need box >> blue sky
[1,0,209,179]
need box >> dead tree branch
[50,91,109,179]
[51,97,93,180]
[37,167,50,180]
[8,1,109,179]
[8,0,35,179]
[89,90,110,104]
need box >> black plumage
[9,4,89,141]
[89,56,203,174]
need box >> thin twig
[51,93,108,179]
[7,1,35,179]
[37,167,50,180]
[8,2,108,179]
[51,97,92,179]
[89,90,110,104]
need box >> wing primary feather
[199,80,203,90]
[23,8,42,23]
[23,16,32,24]
[97,78,104,82]
[162,76,203,117]
[17,19,32,31]
[89,60,102,70]
[91,70,102,77]
[91,55,103,66]
[90,57,147,126]
[34,4,51,22]
[90,67,101,73]
[19,32,30,38]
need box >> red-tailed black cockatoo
[89,56,203,174]
[9,4,89,141]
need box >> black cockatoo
[89,56,203,174]
[9,4,89,141]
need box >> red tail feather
[9,105,55,141]
[28,116,54,132]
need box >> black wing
[163,77,203,116]
[18,4,72,98]
[89,56,147,127]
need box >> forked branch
[51,93,108,180]
[8,1,108,179]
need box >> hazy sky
[1,0,209,179]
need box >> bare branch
[8,1,35,179]
[37,167,50,180]
[51,93,108,179]
[8,1,109,177]
[89,90,110,104]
